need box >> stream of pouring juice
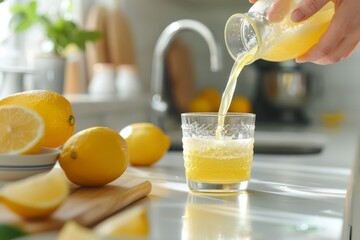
[215,51,255,139]
[183,52,255,184]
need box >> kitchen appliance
[253,60,312,125]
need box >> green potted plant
[9,0,102,93]
[10,0,101,56]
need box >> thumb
[291,0,331,22]
[268,0,292,22]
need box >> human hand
[292,0,360,64]
[248,0,360,65]
[248,0,291,22]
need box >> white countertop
[124,124,359,240]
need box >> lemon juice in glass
[181,113,255,193]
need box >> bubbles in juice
[183,137,254,183]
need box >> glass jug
[224,0,335,64]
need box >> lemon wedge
[0,169,69,219]
[94,206,149,237]
[58,221,101,240]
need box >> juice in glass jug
[224,0,335,63]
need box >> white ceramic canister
[88,63,117,97]
[33,55,66,94]
[115,64,142,99]
[0,72,24,98]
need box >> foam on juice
[183,137,254,183]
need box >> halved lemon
[0,169,69,219]
[94,206,149,237]
[0,106,45,155]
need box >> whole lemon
[199,88,221,112]
[59,127,129,187]
[228,96,252,113]
[188,96,213,113]
[0,90,75,148]
[120,123,170,166]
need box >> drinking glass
[181,112,256,193]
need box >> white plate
[13,232,138,240]
[0,148,61,167]
[0,166,54,182]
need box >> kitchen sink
[253,131,325,154]
[168,129,326,155]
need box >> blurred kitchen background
[0,0,360,133]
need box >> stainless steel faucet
[150,19,222,129]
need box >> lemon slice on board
[0,169,69,219]
[0,106,45,155]
[94,206,149,237]
[58,206,149,239]
[58,221,101,240]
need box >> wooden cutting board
[105,4,137,66]
[85,4,109,80]
[85,2,137,82]
[0,175,151,233]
